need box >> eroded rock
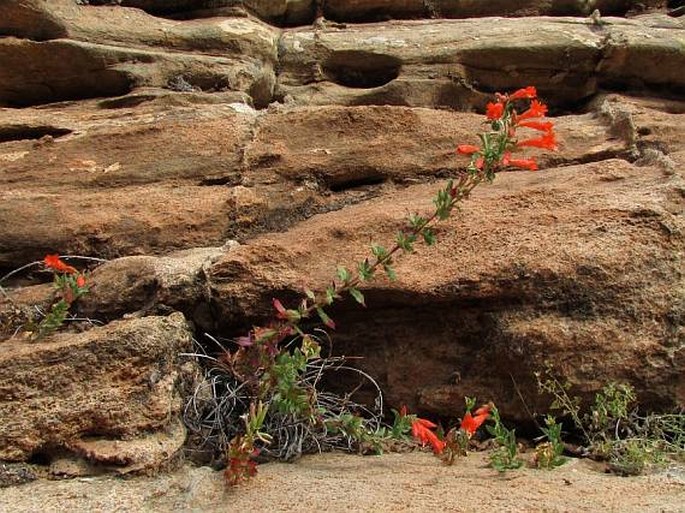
[324,0,668,21]
[278,15,684,109]
[0,1,279,107]
[206,149,684,419]
[0,99,628,271]
[0,313,196,473]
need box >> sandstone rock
[0,99,255,268]
[0,97,626,272]
[0,0,69,40]
[0,313,196,473]
[0,1,279,107]
[323,0,667,22]
[206,96,685,418]
[120,1,315,25]
[244,0,315,25]
[277,16,684,109]
[77,247,225,325]
[0,0,683,437]
[65,419,187,475]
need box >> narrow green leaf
[383,264,397,281]
[337,266,351,283]
[349,287,366,307]
[358,260,374,281]
[304,288,316,301]
[396,232,416,253]
[316,307,336,329]
[408,213,425,230]
[422,228,436,246]
[325,286,336,305]
[371,244,388,260]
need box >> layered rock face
[0,0,683,472]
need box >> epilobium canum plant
[184,86,558,484]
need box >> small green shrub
[487,406,523,472]
[536,368,684,475]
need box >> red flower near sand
[460,404,491,437]
[517,131,558,151]
[76,274,87,288]
[486,101,504,120]
[44,254,77,274]
[411,417,446,454]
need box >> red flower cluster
[411,417,446,454]
[460,404,491,437]
[456,86,557,173]
[404,402,492,455]
[44,254,77,275]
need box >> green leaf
[325,286,337,305]
[422,228,436,246]
[396,232,416,253]
[383,264,397,281]
[337,266,351,283]
[371,244,389,262]
[408,213,425,230]
[349,287,366,306]
[285,309,301,323]
[357,260,374,282]
[304,288,316,301]
[316,307,336,329]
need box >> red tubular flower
[517,131,558,151]
[516,120,554,133]
[411,417,446,454]
[76,274,87,288]
[44,254,77,274]
[502,152,538,171]
[456,144,480,155]
[460,404,491,437]
[507,157,538,171]
[516,99,548,121]
[509,86,537,100]
[486,101,504,120]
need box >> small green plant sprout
[534,415,567,469]
[224,401,272,485]
[535,368,589,441]
[589,382,636,439]
[384,405,414,441]
[487,405,523,472]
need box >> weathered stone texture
[0,314,196,472]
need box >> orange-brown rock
[0,0,279,107]
[0,99,625,272]
[206,147,684,419]
[323,0,668,22]
[277,15,685,108]
[0,314,196,473]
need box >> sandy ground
[1,451,684,513]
